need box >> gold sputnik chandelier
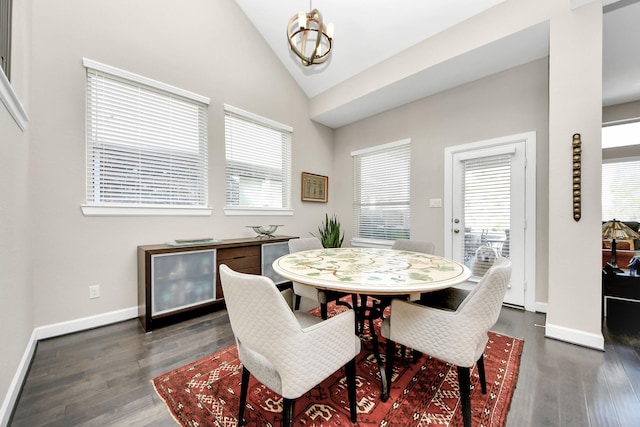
[287,1,334,66]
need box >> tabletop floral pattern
[274,247,469,294]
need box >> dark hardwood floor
[9,305,640,426]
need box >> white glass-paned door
[450,142,526,306]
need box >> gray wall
[0,0,31,411]
[332,58,550,304]
[0,100,31,416]
[24,0,335,328]
[602,100,640,160]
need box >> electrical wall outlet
[89,285,100,299]
[429,198,442,208]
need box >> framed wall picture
[301,172,328,202]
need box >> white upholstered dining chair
[391,238,436,302]
[391,238,435,255]
[288,237,347,319]
[419,245,499,310]
[219,264,360,426]
[380,257,512,427]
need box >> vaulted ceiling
[233,0,640,128]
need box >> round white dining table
[272,247,471,296]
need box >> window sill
[224,207,294,216]
[0,68,29,131]
[81,205,213,217]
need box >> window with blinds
[603,159,640,221]
[352,139,411,243]
[84,60,209,210]
[461,154,511,262]
[224,105,292,212]
[0,0,11,80]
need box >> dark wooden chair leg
[294,294,301,310]
[320,302,328,320]
[282,398,295,427]
[382,339,396,402]
[351,294,359,334]
[477,354,487,394]
[457,366,472,427]
[359,295,368,333]
[238,366,250,426]
[345,358,358,423]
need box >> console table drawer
[217,246,260,261]
[217,246,260,272]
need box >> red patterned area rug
[153,311,523,426]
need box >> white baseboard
[0,307,138,427]
[34,306,138,340]
[535,301,548,313]
[545,322,604,351]
[0,330,37,427]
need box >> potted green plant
[313,213,344,248]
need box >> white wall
[546,0,603,349]
[602,100,640,160]
[602,102,640,165]
[26,0,335,327]
[603,99,640,123]
[332,58,550,304]
[0,105,31,420]
[0,0,32,417]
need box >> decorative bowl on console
[246,225,283,238]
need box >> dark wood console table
[138,235,296,331]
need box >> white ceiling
[233,0,640,128]
[603,0,640,106]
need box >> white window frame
[351,139,411,247]
[0,0,11,80]
[0,65,27,130]
[223,104,293,216]
[0,0,28,131]
[81,58,211,217]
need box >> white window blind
[352,140,411,242]
[85,61,209,209]
[463,154,511,230]
[224,105,292,212]
[603,159,640,221]
[460,154,511,262]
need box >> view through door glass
[461,154,511,278]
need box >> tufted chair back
[456,256,512,340]
[392,238,435,255]
[288,237,342,318]
[392,239,436,302]
[288,236,323,252]
[219,264,360,426]
[384,257,511,367]
[380,257,512,427]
